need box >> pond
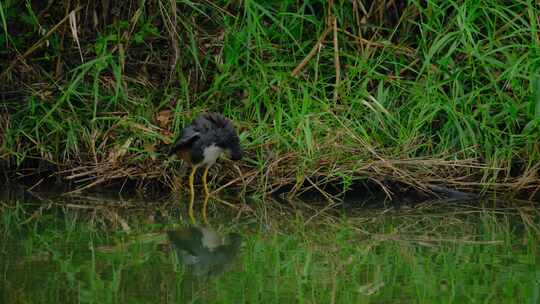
[1,187,539,303]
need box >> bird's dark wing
[168,126,199,155]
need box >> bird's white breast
[202,144,224,167]
[200,227,222,251]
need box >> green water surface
[1,193,539,303]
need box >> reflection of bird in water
[168,113,243,224]
[167,226,242,277]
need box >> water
[1,188,539,303]
[0,188,245,303]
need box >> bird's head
[224,136,243,161]
[216,123,243,161]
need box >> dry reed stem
[68,10,84,63]
[47,129,539,200]
[332,16,340,103]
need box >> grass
[0,0,539,199]
[1,196,539,303]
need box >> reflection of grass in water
[1,200,539,303]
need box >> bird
[168,112,243,224]
[167,226,242,276]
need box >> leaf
[532,71,540,118]
[69,10,83,63]
[155,110,172,129]
[0,1,7,47]
[144,143,157,160]
[358,281,385,295]
[108,138,132,163]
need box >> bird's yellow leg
[188,164,199,224]
[202,166,210,225]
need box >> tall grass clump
[0,0,539,200]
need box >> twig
[291,26,332,77]
[304,200,342,226]
[210,195,238,209]
[210,170,257,195]
[340,29,416,57]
